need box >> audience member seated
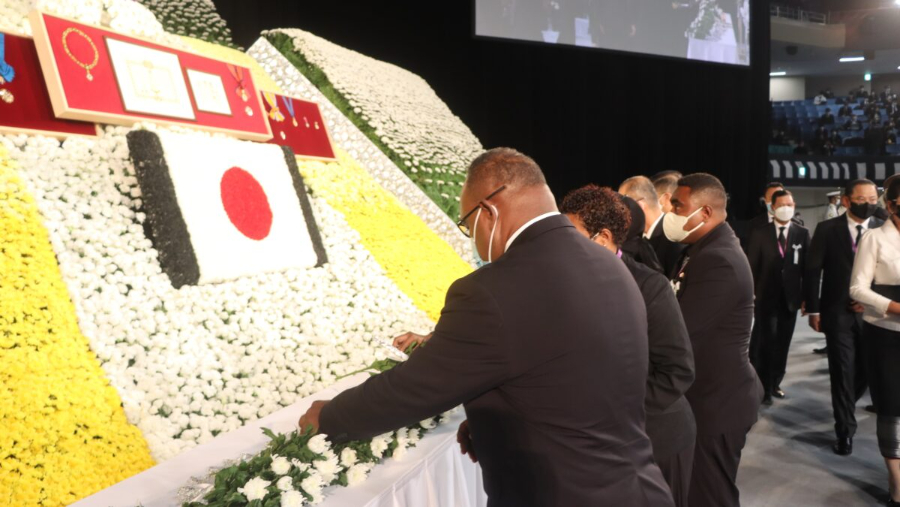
[819,108,836,126]
[838,104,853,118]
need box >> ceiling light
[865,73,872,81]
[770,71,787,76]
[840,56,866,62]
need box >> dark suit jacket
[747,222,811,313]
[648,217,687,277]
[676,223,763,435]
[804,214,884,330]
[319,215,674,507]
[622,254,697,459]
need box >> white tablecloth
[687,14,739,64]
[73,374,487,507]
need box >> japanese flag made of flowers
[127,130,327,287]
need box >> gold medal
[292,117,298,127]
[245,105,253,116]
[0,89,13,104]
[280,131,286,140]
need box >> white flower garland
[271,29,483,185]
[2,126,435,461]
[247,38,474,265]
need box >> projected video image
[475,0,750,66]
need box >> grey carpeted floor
[737,320,888,507]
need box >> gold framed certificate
[106,37,195,120]
[186,68,232,116]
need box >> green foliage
[267,32,463,220]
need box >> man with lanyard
[805,179,883,456]
[746,189,810,405]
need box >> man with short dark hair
[620,175,686,276]
[298,148,675,507]
[805,178,884,456]
[665,173,762,507]
[747,189,810,405]
[654,175,681,214]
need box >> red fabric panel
[0,32,97,137]
[39,13,269,137]
[264,93,336,160]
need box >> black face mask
[849,202,878,220]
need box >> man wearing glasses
[298,148,674,507]
[805,179,883,457]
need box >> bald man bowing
[298,148,674,507]
[666,174,763,507]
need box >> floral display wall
[0,0,479,504]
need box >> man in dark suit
[620,175,686,277]
[297,148,674,507]
[805,178,883,456]
[667,173,763,507]
[747,189,810,405]
[744,182,785,244]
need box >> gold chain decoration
[62,28,99,81]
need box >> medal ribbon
[281,95,296,121]
[226,64,246,97]
[0,34,15,83]
[262,91,285,122]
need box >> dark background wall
[213,0,771,219]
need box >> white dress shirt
[847,214,871,249]
[773,220,791,240]
[849,220,900,331]
[644,213,664,239]
[506,212,561,252]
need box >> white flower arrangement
[2,125,435,461]
[236,476,270,502]
[264,28,483,222]
[0,0,187,49]
[134,0,238,48]
[247,38,475,266]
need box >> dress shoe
[773,388,786,399]
[833,437,852,456]
[813,346,828,354]
[762,395,773,406]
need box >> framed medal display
[0,31,98,139]
[261,91,336,162]
[29,10,272,142]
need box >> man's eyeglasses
[457,185,506,238]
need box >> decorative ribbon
[0,34,15,84]
[281,95,297,126]
[262,91,285,122]
[226,64,248,101]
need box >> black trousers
[658,443,694,507]
[688,427,752,507]
[824,313,868,439]
[751,298,798,396]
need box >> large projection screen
[474,0,750,66]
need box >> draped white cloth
[72,374,487,507]
[687,14,739,64]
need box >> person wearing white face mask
[746,190,811,406]
[664,173,762,507]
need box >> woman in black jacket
[561,185,697,507]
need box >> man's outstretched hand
[298,400,329,433]
[392,332,432,352]
[457,419,477,463]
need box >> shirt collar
[644,213,664,239]
[505,212,561,252]
[774,220,792,233]
[847,213,871,230]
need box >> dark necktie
[855,225,864,249]
[778,227,787,256]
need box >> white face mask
[774,206,795,223]
[472,206,500,263]
[663,207,705,243]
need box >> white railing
[770,4,828,24]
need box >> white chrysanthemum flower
[340,447,358,467]
[307,434,330,455]
[280,489,306,507]
[300,472,324,502]
[313,455,341,483]
[276,475,294,492]
[271,455,292,475]
[419,418,437,430]
[237,477,271,502]
[346,463,371,487]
